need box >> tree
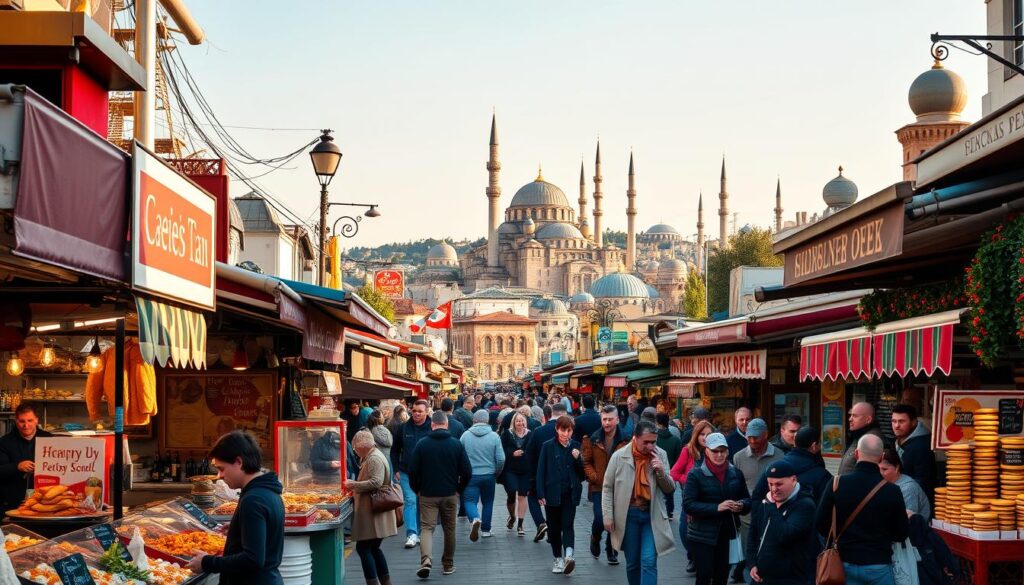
[603,229,627,248]
[706,227,783,315]
[681,271,708,320]
[355,284,395,323]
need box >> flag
[410,301,453,333]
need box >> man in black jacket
[891,404,936,501]
[392,399,432,549]
[752,426,833,505]
[747,461,816,585]
[572,395,601,443]
[526,403,567,542]
[409,411,472,579]
[440,398,466,439]
[816,434,909,585]
[0,404,53,513]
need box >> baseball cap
[691,407,711,421]
[766,461,797,479]
[705,432,728,450]
[747,418,768,438]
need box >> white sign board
[670,350,768,380]
[34,437,108,507]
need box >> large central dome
[509,178,571,208]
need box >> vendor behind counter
[0,403,53,512]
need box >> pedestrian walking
[879,448,931,521]
[536,415,585,575]
[726,407,752,460]
[409,411,472,579]
[453,396,475,430]
[386,405,408,443]
[681,406,713,446]
[654,413,682,520]
[601,420,676,585]
[670,419,714,573]
[732,418,783,583]
[391,400,432,549]
[682,432,751,585]
[582,404,630,565]
[348,430,398,585]
[461,409,505,541]
[366,409,393,462]
[891,404,936,501]
[527,403,569,542]
[501,412,534,535]
[751,426,833,505]
[745,461,816,585]
[573,395,602,442]
[441,398,466,439]
[838,402,884,476]
[815,434,909,585]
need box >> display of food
[21,564,119,585]
[4,533,43,552]
[9,485,103,518]
[314,509,337,523]
[282,491,343,506]
[148,558,194,585]
[146,531,225,558]
[212,501,237,516]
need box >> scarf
[631,441,653,503]
[707,458,728,485]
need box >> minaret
[593,140,604,247]
[696,192,705,269]
[486,114,501,267]
[718,156,729,249]
[625,151,637,271]
[774,177,783,233]
[578,160,591,240]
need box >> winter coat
[769,435,793,455]
[726,428,747,460]
[527,420,558,482]
[309,431,342,483]
[201,473,285,585]
[682,461,751,546]
[572,410,601,443]
[408,429,472,497]
[581,426,629,494]
[461,423,505,476]
[838,425,884,476]
[733,443,784,495]
[453,407,474,431]
[85,339,157,426]
[370,425,393,462]
[896,422,936,500]
[536,438,584,507]
[348,448,399,542]
[601,444,676,555]
[391,418,431,474]
[746,483,816,585]
[752,448,833,505]
[501,429,533,476]
[908,514,959,585]
[669,448,701,485]
[0,428,53,511]
[445,414,466,439]
[895,473,931,521]
[655,428,683,468]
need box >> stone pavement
[344,484,697,584]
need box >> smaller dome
[909,61,968,121]
[427,241,458,261]
[569,292,594,304]
[498,221,521,235]
[646,223,680,236]
[530,298,570,315]
[658,258,687,276]
[823,166,858,208]
[535,222,584,240]
[591,272,651,299]
[646,284,661,299]
[643,260,661,271]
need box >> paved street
[345,485,696,584]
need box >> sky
[174,1,988,248]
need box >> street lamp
[311,130,343,286]
[584,299,624,357]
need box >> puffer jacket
[682,460,751,546]
[581,426,629,494]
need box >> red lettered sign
[373,270,405,298]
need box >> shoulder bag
[370,455,404,513]
[816,477,888,585]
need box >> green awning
[551,374,570,384]
[624,367,669,381]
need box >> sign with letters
[34,437,109,506]
[53,553,95,585]
[933,389,1024,449]
[783,203,904,286]
[373,270,405,299]
[132,143,216,310]
[670,350,767,380]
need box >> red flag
[409,301,452,333]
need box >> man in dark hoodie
[838,402,884,476]
[746,461,816,585]
[391,399,432,549]
[409,411,472,579]
[0,404,52,513]
[572,395,601,443]
[440,398,466,439]
[753,426,833,506]
[891,404,936,501]
[189,431,284,585]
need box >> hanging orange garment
[84,340,156,425]
[85,346,118,421]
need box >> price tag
[91,524,131,561]
[998,399,1024,435]
[53,553,96,585]
[181,500,220,530]
[1003,448,1024,467]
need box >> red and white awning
[872,309,963,378]
[799,327,872,382]
[666,379,709,398]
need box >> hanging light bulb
[232,339,249,371]
[40,340,56,367]
[86,338,104,374]
[6,352,24,377]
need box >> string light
[6,352,24,377]
[86,338,104,374]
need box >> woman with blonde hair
[348,430,398,585]
[669,419,715,574]
[500,412,533,535]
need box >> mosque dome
[822,166,858,208]
[643,259,661,271]
[427,241,458,262]
[908,61,968,121]
[646,223,680,236]
[497,221,521,235]
[530,298,570,315]
[509,177,571,208]
[658,258,687,277]
[646,284,661,299]
[590,272,651,299]
[535,222,584,240]
[569,292,595,305]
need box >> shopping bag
[892,538,922,585]
[728,536,745,565]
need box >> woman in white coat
[602,420,676,585]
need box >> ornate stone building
[451,311,538,382]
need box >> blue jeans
[842,563,895,585]
[527,484,546,527]
[399,471,419,536]
[622,507,657,585]
[589,492,613,553]
[463,474,496,531]
[678,513,691,559]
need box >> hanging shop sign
[932,389,1024,449]
[670,350,767,380]
[782,203,903,286]
[677,322,748,348]
[303,307,346,365]
[637,337,659,365]
[132,143,217,311]
[593,363,609,375]
[373,270,406,299]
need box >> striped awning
[604,376,627,388]
[666,379,706,398]
[799,327,872,382]
[135,295,207,369]
[872,309,963,378]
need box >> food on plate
[146,531,225,558]
[212,501,237,515]
[21,564,118,585]
[314,509,337,523]
[3,533,43,551]
[10,485,99,517]
[148,558,195,585]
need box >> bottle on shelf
[185,452,195,479]
[174,452,185,482]
[168,452,178,482]
[150,453,162,482]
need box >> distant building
[451,311,538,382]
[234,192,315,282]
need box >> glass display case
[273,420,348,510]
[2,524,46,553]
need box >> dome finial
[838,165,844,175]
[536,164,544,182]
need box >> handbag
[370,457,405,513]
[816,477,888,585]
[892,538,921,585]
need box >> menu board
[820,380,846,458]
[34,437,109,506]
[53,553,94,585]
[162,373,276,454]
[874,394,897,443]
[932,389,1024,449]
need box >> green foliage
[355,284,396,323]
[706,228,782,315]
[681,271,708,320]
[603,230,626,248]
[100,542,150,582]
[858,279,966,330]
[348,238,485,266]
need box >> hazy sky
[175,1,987,248]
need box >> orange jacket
[85,339,157,426]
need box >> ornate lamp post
[584,299,624,357]
[310,130,342,286]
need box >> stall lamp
[39,341,56,367]
[86,338,104,374]
[266,351,280,369]
[231,344,249,371]
[6,352,24,377]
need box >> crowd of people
[328,391,957,585]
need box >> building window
[483,336,492,353]
[496,364,503,379]
[496,336,504,353]
[541,332,547,339]
[519,336,526,353]
[508,336,515,353]
[482,364,491,379]
[1016,0,1024,66]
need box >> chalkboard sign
[91,524,131,561]
[875,396,897,442]
[53,553,96,585]
[181,500,220,530]
[998,399,1024,434]
[1003,448,1023,467]
[290,387,307,420]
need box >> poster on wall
[820,380,846,458]
[773,393,810,430]
[34,437,109,506]
[162,373,276,454]
[932,389,1024,449]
